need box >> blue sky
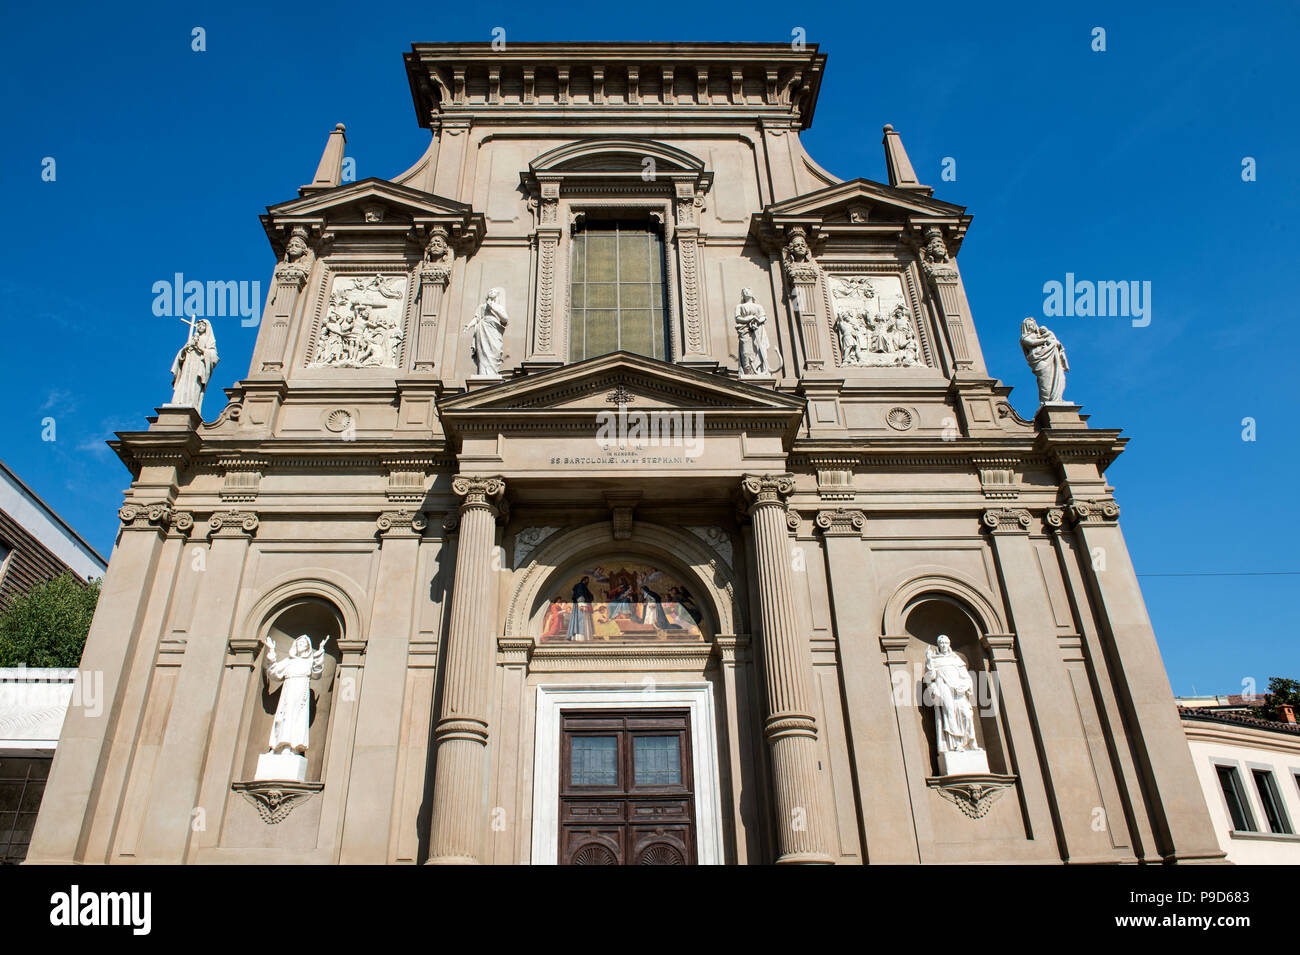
[1,1,1295,695]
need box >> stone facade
[27,41,1222,865]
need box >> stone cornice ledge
[504,638,715,673]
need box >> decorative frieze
[972,456,1020,500]
[828,274,922,368]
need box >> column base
[775,851,835,865]
[423,855,482,865]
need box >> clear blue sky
[1,1,1295,695]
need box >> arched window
[568,218,669,361]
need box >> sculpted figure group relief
[829,275,922,368]
[309,274,408,369]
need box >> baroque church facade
[29,41,1223,865]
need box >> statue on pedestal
[168,316,218,414]
[256,634,328,782]
[466,287,508,377]
[923,634,987,775]
[1020,317,1069,405]
[734,288,774,376]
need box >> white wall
[1184,717,1300,864]
[0,466,106,581]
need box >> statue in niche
[310,274,406,369]
[1020,317,1069,404]
[923,634,986,775]
[255,634,329,782]
[168,316,219,413]
[734,288,776,376]
[465,287,508,377]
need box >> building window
[569,220,668,361]
[0,756,51,865]
[1251,768,1292,834]
[1216,764,1256,832]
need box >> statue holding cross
[168,313,219,414]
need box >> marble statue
[923,635,987,775]
[256,634,328,782]
[466,287,508,377]
[309,274,407,369]
[169,316,218,413]
[734,288,774,376]
[1020,317,1069,404]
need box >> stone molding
[926,773,1017,820]
[814,508,865,538]
[375,509,429,537]
[980,507,1031,535]
[231,780,324,825]
[208,510,260,537]
[1066,497,1121,526]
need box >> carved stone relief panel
[827,274,925,368]
[307,273,409,369]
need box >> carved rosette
[231,780,324,825]
[815,509,865,538]
[980,508,1031,535]
[376,510,430,537]
[208,510,260,537]
[118,502,176,534]
[1066,498,1121,526]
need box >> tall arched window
[568,218,669,361]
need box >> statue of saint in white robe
[465,288,508,377]
[923,635,978,754]
[264,635,328,756]
[169,319,219,413]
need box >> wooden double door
[559,709,696,865]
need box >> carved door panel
[559,709,696,866]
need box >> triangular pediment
[764,178,965,221]
[439,352,804,435]
[261,178,485,250]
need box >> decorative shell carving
[324,409,354,433]
[886,407,915,431]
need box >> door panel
[559,709,696,865]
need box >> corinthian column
[427,476,506,865]
[739,474,831,863]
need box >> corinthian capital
[739,473,796,513]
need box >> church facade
[28,41,1223,865]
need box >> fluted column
[740,474,832,864]
[427,476,506,865]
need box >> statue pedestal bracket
[255,751,308,783]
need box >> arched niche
[899,593,1010,777]
[505,521,740,640]
[239,596,345,784]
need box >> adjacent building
[28,41,1225,864]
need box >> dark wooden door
[559,709,696,865]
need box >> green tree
[0,573,101,668]
[1262,677,1300,722]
